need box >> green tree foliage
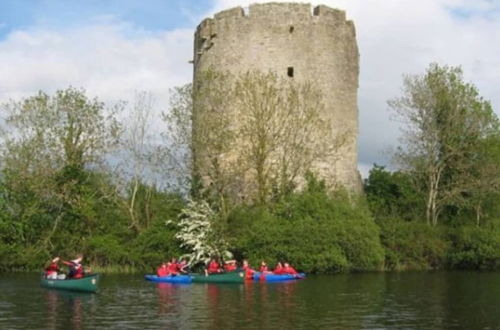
[364,165,424,221]
[389,63,499,226]
[377,218,448,270]
[0,88,183,271]
[227,174,385,273]
[1,62,498,273]
[446,224,500,270]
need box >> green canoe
[40,273,100,293]
[191,270,245,283]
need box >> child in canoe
[224,260,237,272]
[205,258,223,276]
[45,257,62,279]
[177,258,189,274]
[273,262,284,275]
[282,262,299,275]
[168,258,180,275]
[63,254,85,279]
[259,261,272,274]
[242,259,255,280]
[157,262,169,277]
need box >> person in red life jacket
[167,259,179,276]
[178,258,189,274]
[157,262,169,277]
[259,261,272,274]
[45,257,60,279]
[63,255,84,279]
[242,259,255,280]
[273,262,284,275]
[282,262,299,275]
[205,258,223,276]
[224,260,237,272]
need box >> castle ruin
[193,2,362,197]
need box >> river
[1,271,499,329]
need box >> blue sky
[1,0,499,176]
[0,0,213,38]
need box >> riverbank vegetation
[0,64,498,273]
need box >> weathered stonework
[193,2,362,194]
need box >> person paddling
[205,258,223,276]
[45,257,61,279]
[168,258,179,276]
[178,258,189,274]
[224,260,237,272]
[157,262,169,277]
[273,262,284,275]
[259,261,271,273]
[282,262,299,276]
[63,255,84,279]
[242,259,255,280]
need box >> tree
[465,133,500,225]
[364,165,424,221]
[162,83,193,192]
[389,63,499,226]
[116,91,158,232]
[167,199,232,267]
[234,71,344,203]
[0,87,121,250]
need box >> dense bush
[227,175,385,273]
[364,165,424,221]
[377,218,448,270]
[446,224,500,270]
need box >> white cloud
[0,22,193,110]
[1,1,498,177]
[207,0,500,173]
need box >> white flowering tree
[167,199,232,267]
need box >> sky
[1,0,499,177]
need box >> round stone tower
[193,2,361,194]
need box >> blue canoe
[253,272,306,282]
[144,274,192,283]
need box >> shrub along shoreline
[1,170,498,274]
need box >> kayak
[40,273,100,293]
[144,274,192,283]
[191,270,245,283]
[253,272,306,282]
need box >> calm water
[1,271,499,329]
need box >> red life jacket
[157,266,169,277]
[167,263,179,275]
[73,265,84,279]
[208,261,220,274]
[45,262,58,276]
[245,268,254,280]
[259,265,268,272]
[273,265,283,275]
[224,264,236,272]
[283,266,298,275]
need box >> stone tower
[193,2,362,195]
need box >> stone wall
[193,2,362,194]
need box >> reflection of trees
[70,296,83,330]
[442,272,500,329]
[46,290,58,330]
[157,283,177,316]
[44,290,90,330]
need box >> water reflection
[44,289,93,330]
[156,283,177,316]
[1,272,499,329]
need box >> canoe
[253,272,306,282]
[40,273,100,293]
[144,274,192,283]
[191,270,245,283]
